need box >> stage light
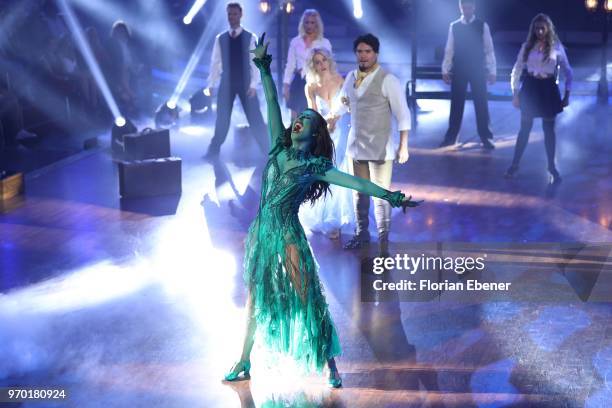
[111,117,137,157]
[259,0,271,13]
[189,88,213,118]
[586,0,598,11]
[605,0,612,12]
[353,0,364,19]
[285,1,295,14]
[184,0,207,25]
[155,102,180,128]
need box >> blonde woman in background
[299,48,354,239]
[283,9,332,119]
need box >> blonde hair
[298,9,324,40]
[305,47,337,85]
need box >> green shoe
[328,368,342,388]
[224,360,251,381]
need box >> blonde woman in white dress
[299,48,354,239]
[283,9,332,120]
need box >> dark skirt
[287,72,307,113]
[519,75,563,118]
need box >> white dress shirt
[442,15,497,76]
[206,26,259,90]
[333,67,411,160]
[510,42,573,94]
[283,36,332,85]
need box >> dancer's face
[355,43,377,71]
[303,15,319,36]
[459,2,475,20]
[227,6,242,28]
[291,110,319,147]
[313,53,331,75]
[534,21,548,41]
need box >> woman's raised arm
[251,33,285,147]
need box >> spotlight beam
[56,0,122,120]
[183,0,207,25]
[167,1,226,107]
[69,0,186,60]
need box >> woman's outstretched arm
[315,168,421,211]
[251,33,285,147]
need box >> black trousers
[444,70,493,143]
[209,83,267,154]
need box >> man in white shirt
[204,2,267,158]
[440,0,496,149]
[331,34,411,256]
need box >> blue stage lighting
[155,102,180,128]
[184,0,207,25]
[111,117,137,158]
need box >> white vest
[346,68,394,160]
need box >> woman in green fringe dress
[223,34,420,388]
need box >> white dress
[299,93,355,235]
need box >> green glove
[251,33,271,74]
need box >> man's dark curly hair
[353,33,380,53]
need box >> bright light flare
[259,0,271,13]
[184,0,207,25]
[115,117,126,127]
[353,0,363,19]
[0,261,153,314]
[585,0,598,11]
[56,0,122,121]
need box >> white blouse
[511,41,573,94]
[283,36,332,85]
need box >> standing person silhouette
[505,13,572,184]
[439,0,497,149]
[204,2,267,158]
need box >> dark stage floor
[0,96,611,407]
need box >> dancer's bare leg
[224,292,256,381]
[240,292,256,362]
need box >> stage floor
[1,97,611,407]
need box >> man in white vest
[329,33,411,256]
